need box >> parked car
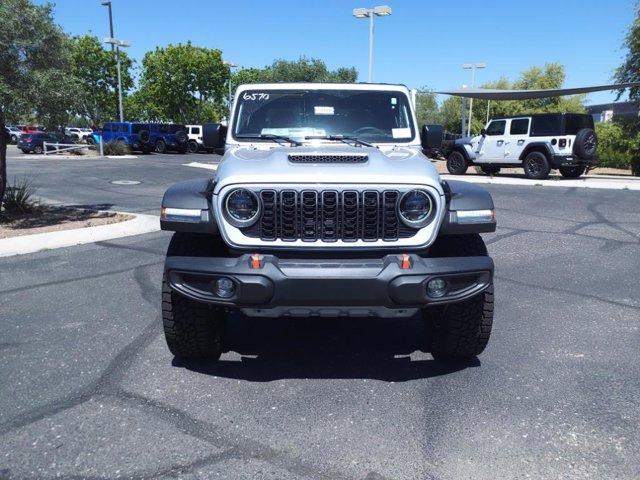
[442,113,598,179]
[95,122,153,153]
[5,125,22,143]
[185,124,204,153]
[65,127,93,141]
[159,82,497,362]
[148,123,189,153]
[17,132,70,153]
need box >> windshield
[232,89,416,144]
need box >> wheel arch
[520,142,553,162]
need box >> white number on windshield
[242,92,270,101]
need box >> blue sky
[44,0,635,105]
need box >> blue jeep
[147,123,189,154]
[89,122,153,153]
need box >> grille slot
[242,189,421,242]
[288,154,368,164]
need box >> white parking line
[182,162,218,171]
[441,174,640,191]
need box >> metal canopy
[435,82,640,100]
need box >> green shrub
[103,140,131,156]
[2,177,39,214]
[595,122,633,169]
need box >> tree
[614,3,640,175]
[414,87,440,127]
[71,35,134,126]
[137,42,228,123]
[615,3,640,100]
[0,0,76,208]
[231,57,358,92]
[438,64,586,135]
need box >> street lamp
[224,60,238,122]
[103,37,131,122]
[462,62,486,136]
[353,5,392,83]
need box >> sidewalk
[433,161,640,191]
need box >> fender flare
[448,144,476,162]
[440,180,496,234]
[519,142,554,162]
[161,178,219,234]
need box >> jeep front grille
[288,154,368,164]
[243,189,417,242]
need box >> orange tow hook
[400,253,411,270]
[250,254,263,269]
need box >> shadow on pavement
[172,314,480,382]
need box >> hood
[213,144,442,194]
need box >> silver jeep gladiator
[160,83,496,361]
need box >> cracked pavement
[1,155,639,479]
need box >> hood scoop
[287,153,369,164]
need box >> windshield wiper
[304,135,376,148]
[236,134,301,146]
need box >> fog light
[427,278,447,298]
[214,277,235,298]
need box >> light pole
[224,60,238,121]
[353,5,392,83]
[101,2,114,52]
[103,37,130,122]
[462,62,486,136]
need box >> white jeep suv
[185,124,203,153]
[445,113,598,179]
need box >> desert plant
[1,176,38,214]
[103,140,131,156]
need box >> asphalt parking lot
[1,150,639,479]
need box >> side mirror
[421,124,443,149]
[480,128,487,137]
[202,123,227,150]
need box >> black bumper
[165,253,494,309]
[552,154,599,168]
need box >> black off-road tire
[10,134,18,143]
[573,128,597,160]
[187,139,199,153]
[523,151,550,179]
[155,139,167,154]
[480,165,501,176]
[424,234,494,359]
[162,232,227,360]
[446,151,468,175]
[558,165,586,179]
[34,145,43,154]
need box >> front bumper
[165,253,494,313]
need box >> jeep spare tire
[573,128,597,160]
[139,129,150,144]
[446,151,468,175]
[175,130,188,144]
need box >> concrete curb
[0,212,160,257]
[441,174,640,191]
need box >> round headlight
[398,190,433,227]
[224,188,260,227]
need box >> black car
[17,132,76,154]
